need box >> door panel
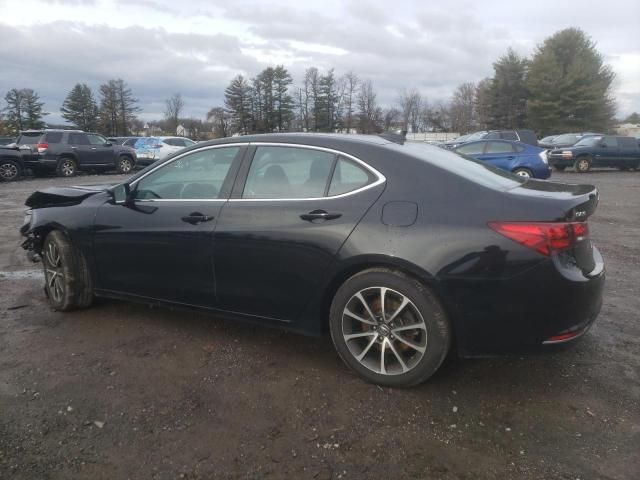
[92,145,244,306]
[214,147,385,321]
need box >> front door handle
[300,209,342,222]
[181,212,214,225]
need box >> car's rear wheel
[116,155,133,174]
[513,168,533,178]
[574,156,591,173]
[57,157,77,177]
[42,231,93,311]
[0,159,21,182]
[329,268,451,387]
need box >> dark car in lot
[548,134,640,172]
[0,145,25,181]
[443,129,538,149]
[452,139,551,179]
[20,133,604,387]
[23,130,137,177]
[539,132,601,150]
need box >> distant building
[615,123,640,137]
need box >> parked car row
[0,130,196,181]
[548,134,640,172]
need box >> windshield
[17,132,43,144]
[574,135,602,147]
[465,131,487,141]
[553,134,579,145]
[390,142,524,190]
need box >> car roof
[197,133,393,148]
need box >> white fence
[405,132,460,143]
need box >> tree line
[0,28,633,139]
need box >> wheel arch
[318,255,459,350]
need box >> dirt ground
[0,169,638,480]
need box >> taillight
[488,222,589,256]
[36,143,48,153]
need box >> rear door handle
[181,212,214,225]
[300,209,342,222]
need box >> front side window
[87,134,107,145]
[134,147,240,200]
[243,146,335,199]
[456,142,485,155]
[486,142,515,154]
[602,136,618,148]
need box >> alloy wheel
[44,241,65,303]
[61,160,75,176]
[0,162,18,180]
[514,169,531,178]
[120,158,132,173]
[341,287,427,375]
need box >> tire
[42,230,93,311]
[513,168,532,179]
[56,157,77,177]
[329,268,451,387]
[553,165,566,172]
[116,155,134,174]
[574,156,591,173]
[0,159,21,182]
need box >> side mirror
[113,183,131,205]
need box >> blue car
[453,139,551,179]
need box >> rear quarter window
[389,142,524,191]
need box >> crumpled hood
[25,184,114,208]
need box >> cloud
[0,0,638,124]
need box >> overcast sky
[0,0,638,125]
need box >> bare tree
[164,93,184,135]
[397,88,421,131]
[207,106,230,138]
[357,80,382,134]
[449,82,477,134]
[383,107,401,131]
[342,71,359,133]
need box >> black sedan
[20,134,605,387]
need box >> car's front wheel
[329,268,451,387]
[0,159,21,182]
[42,231,93,311]
[116,155,134,174]
[574,156,591,173]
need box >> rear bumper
[548,155,574,167]
[446,246,605,356]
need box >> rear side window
[243,146,335,199]
[486,142,515,154]
[456,142,485,155]
[618,137,637,149]
[328,157,374,196]
[123,138,138,147]
[69,133,90,145]
[44,132,63,143]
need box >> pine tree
[60,83,99,131]
[487,48,528,129]
[273,66,294,132]
[527,28,615,135]
[3,88,48,132]
[99,79,140,136]
[224,75,253,134]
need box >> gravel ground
[0,170,638,479]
